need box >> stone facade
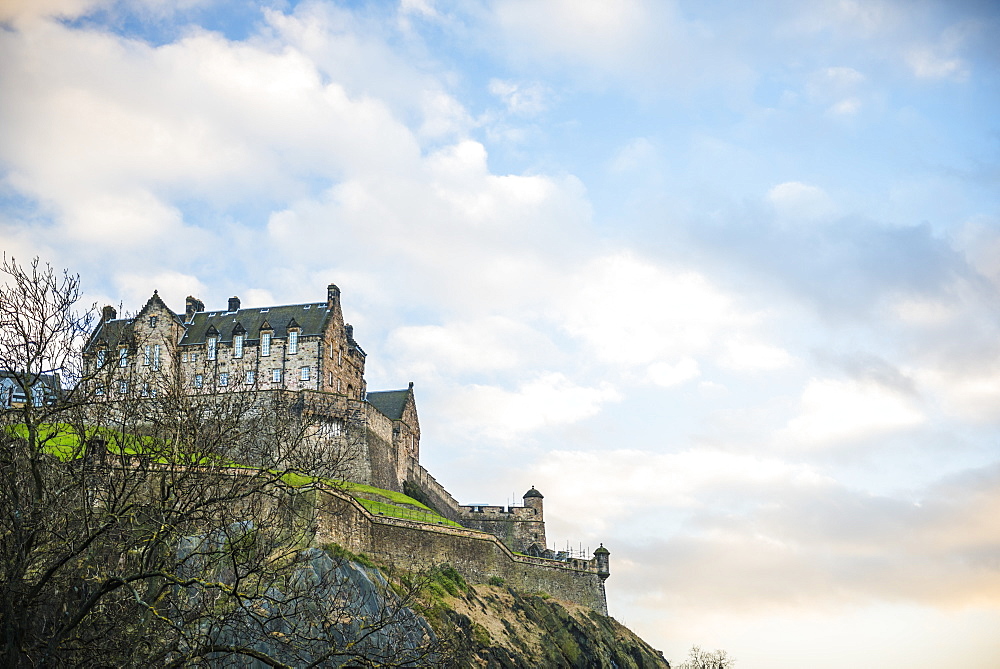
[83,283,611,611]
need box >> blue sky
[2,1,999,666]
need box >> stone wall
[406,462,463,521]
[313,487,608,614]
[456,504,546,554]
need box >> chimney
[185,296,204,322]
[101,305,117,322]
[345,324,354,342]
[227,296,241,312]
[327,284,340,309]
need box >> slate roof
[366,389,410,420]
[179,302,331,345]
[85,319,133,351]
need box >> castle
[84,284,611,612]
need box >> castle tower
[594,544,610,581]
[523,486,543,515]
[522,487,546,550]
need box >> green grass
[357,497,462,527]
[10,422,461,528]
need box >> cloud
[766,181,837,223]
[780,377,925,447]
[387,316,558,377]
[443,373,621,441]
[488,79,550,116]
[805,66,867,116]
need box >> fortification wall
[361,403,403,492]
[458,504,545,553]
[406,462,463,521]
[314,487,608,614]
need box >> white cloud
[719,338,793,371]
[766,181,837,223]
[387,316,556,377]
[560,252,754,367]
[488,79,550,116]
[906,47,967,81]
[648,358,700,387]
[444,373,621,441]
[780,377,925,447]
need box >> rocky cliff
[418,565,670,668]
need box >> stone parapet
[313,485,608,614]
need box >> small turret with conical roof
[523,486,543,514]
[594,544,610,581]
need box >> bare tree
[678,645,736,669]
[0,257,436,667]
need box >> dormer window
[288,329,299,354]
[207,336,217,361]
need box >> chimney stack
[185,296,204,323]
[327,284,340,309]
[228,296,241,312]
[101,305,117,322]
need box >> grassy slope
[10,423,460,528]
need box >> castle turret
[523,486,543,516]
[594,544,610,581]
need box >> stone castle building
[84,284,611,611]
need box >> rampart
[406,462,463,521]
[312,485,609,615]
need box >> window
[233,334,243,358]
[336,378,341,393]
[329,371,334,386]
[321,419,343,438]
[194,374,203,388]
[288,330,298,354]
[149,316,157,328]
[141,382,150,397]
[95,384,104,396]
[119,347,128,367]
[191,353,198,362]
[207,336,217,361]
[152,344,160,371]
[300,366,310,381]
[261,332,271,356]
[337,349,342,367]
[144,344,151,366]
[219,372,229,387]
[245,370,255,384]
[97,350,105,367]
[181,352,188,362]
[118,380,128,394]
[271,369,281,383]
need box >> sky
[1,0,999,666]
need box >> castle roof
[85,318,132,350]
[179,302,331,345]
[523,487,543,499]
[366,388,410,420]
